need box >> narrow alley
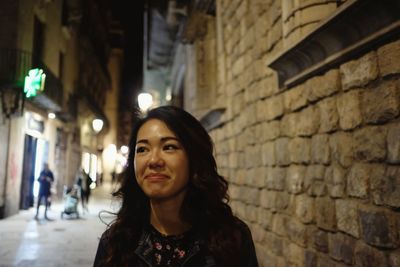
[0,182,117,267]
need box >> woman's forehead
[137,119,177,140]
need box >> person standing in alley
[35,163,54,220]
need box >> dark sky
[111,0,144,108]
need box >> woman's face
[134,119,190,202]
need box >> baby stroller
[61,185,80,219]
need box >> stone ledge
[267,0,400,89]
[199,107,225,131]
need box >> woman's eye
[164,144,178,151]
[135,146,147,153]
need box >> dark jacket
[38,169,54,196]
[93,223,259,267]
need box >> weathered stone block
[354,241,388,267]
[315,197,336,231]
[371,166,400,208]
[336,199,359,238]
[258,208,273,230]
[272,214,287,237]
[281,112,297,137]
[244,187,260,206]
[253,167,267,188]
[289,137,311,164]
[307,69,341,102]
[265,95,284,121]
[287,165,307,194]
[275,191,289,211]
[377,39,400,77]
[304,250,317,267]
[295,194,315,224]
[245,103,258,126]
[361,81,400,124]
[336,90,363,130]
[318,96,339,133]
[353,126,387,162]
[251,223,266,243]
[340,51,379,90]
[359,209,399,248]
[264,231,284,257]
[266,167,286,191]
[260,189,274,210]
[262,141,276,166]
[275,137,290,166]
[286,218,308,247]
[305,165,326,197]
[297,106,320,136]
[262,120,281,142]
[329,132,354,167]
[325,164,345,198]
[245,204,259,222]
[283,84,308,112]
[387,122,400,164]
[287,242,305,266]
[311,134,330,164]
[258,75,278,99]
[313,229,328,253]
[347,163,370,199]
[329,233,356,264]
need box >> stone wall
[184,0,400,266]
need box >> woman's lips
[144,173,169,181]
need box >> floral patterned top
[148,224,194,266]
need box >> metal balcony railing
[0,48,63,111]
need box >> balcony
[0,48,63,112]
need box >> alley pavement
[0,182,120,267]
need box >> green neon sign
[24,68,46,98]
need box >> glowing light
[120,145,129,154]
[24,68,46,98]
[138,92,153,111]
[92,118,104,133]
[48,112,56,119]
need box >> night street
[0,183,117,267]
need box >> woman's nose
[148,150,164,168]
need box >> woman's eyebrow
[136,136,179,144]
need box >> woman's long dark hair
[101,106,245,266]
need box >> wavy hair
[101,106,244,266]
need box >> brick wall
[184,0,400,266]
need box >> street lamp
[92,118,104,133]
[138,92,153,112]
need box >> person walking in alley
[35,163,54,220]
[75,168,92,213]
[94,106,259,267]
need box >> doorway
[20,135,49,210]
[20,135,37,210]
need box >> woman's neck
[149,197,191,236]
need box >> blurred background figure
[35,163,54,220]
[75,168,92,213]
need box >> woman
[94,106,259,267]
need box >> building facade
[144,0,400,266]
[0,0,122,218]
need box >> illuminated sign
[23,68,46,98]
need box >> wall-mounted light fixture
[0,87,25,119]
[48,112,56,119]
